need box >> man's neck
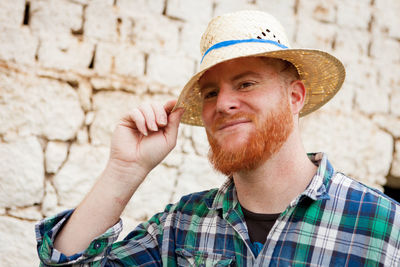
[232,130,317,214]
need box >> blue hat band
[200,38,288,63]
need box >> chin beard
[206,98,294,176]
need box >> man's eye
[203,90,218,99]
[238,82,255,89]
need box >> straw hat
[174,10,345,126]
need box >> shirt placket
[223,207,257,266]
[255,204,297,266]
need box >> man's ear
[288,80,306,115]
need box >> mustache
[211,113,257,132]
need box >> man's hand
[54,100,184,256]
[108,100,184,181]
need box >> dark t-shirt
[241,206,280,256]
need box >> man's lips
[217,118,252,131]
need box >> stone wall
[0,0,399,265]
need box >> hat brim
[174,48,345,126]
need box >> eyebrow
[199,71,262,92]
[231,71,262,82]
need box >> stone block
[70,0,90,4]
[8,206,42,221]
[45,141,69,174]
[172,153,226,202]
[391,141,400,177]
[370,37,400,63]
[93,42,115,75]
[320,83,355,114]
[147,53,194,87]
[124,164,177,221]
[333,28,370,63]
[344,57,382,116]
[90,76,147,94]
[181,137,195,154]
[373,0,400,38]
[390,86,400,116]
[0,71,84,141]
[0,26,38,64]
[130,14,180,53]
[0,137,44,208]
[117,0,164,17]
[0,0,25,28]
[355,85,389,115]
[336,0,371,30]
[77,128,89,144]
[54,144,109,207]
[300,110,393,189]
[84,0,118,42]
[86,111,95,125]
[94,43,145,77]
[181,123,193,138]
[41,180,59,217]
[114,45,145,77]
[30,0,83,39]
[296,0,336,23]
[294,18,336,52]
[114,15,136,43]
[90,91,144,145]
[166,0,213,23]
[378,61,400,90]
[141,93,176,106]
[191,126,209,157]
[255,0,297,41]
[179,124,196,155]
[77,79,93,112]
[213,0,258,17]
[118,217,142,241]
[344,56,378,89]
[38,35,95,70]
[0,216,39,266]
[162,142,184,167]
[180,22,208,59]
[373,114,400,138]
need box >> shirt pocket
[175,247,235,267]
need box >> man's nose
[215,86,240,114]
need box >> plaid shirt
[36,153,400,266]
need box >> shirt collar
[206,152,334,211]
[205,178,236,213]
[289,152,333,206]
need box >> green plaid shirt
[36,153,400,266]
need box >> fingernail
[151,123,158,131]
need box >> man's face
[199,57,294,175]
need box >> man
[36,10,400,266]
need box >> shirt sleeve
[35,209,124,266]
[35,206,173,266]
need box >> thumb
[164,108,185,141]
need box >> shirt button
[94,242,101,249]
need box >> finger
[127,108,148,136]
[151,103,168,127]
[140,104,158,131]
[164,99,178,114]
[164,108,185,143]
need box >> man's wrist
[102,159,150,186]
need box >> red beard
[206,98,294,176]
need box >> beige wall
[0,0,399,265]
